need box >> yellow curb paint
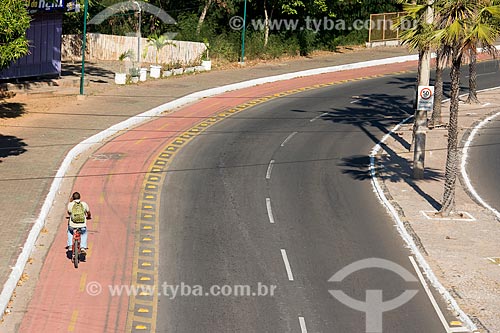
[450,321,462,326]
[68,310,78,332]
[125,67,415,332]
[79,272,88,292]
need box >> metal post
[79,0,88,95]
[240,0,247,63]
[412,0,433,179]
[133,1,141,65]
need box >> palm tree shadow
[339,150,443,211]
[309,90,442,210]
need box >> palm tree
[434,0,500,215]
[147,33,176,65]
[465,1,500,104]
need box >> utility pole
[79,0,88,96]
[133,1,141,65]
[413,0,433,179]
[240,0,247,64]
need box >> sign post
[413,85,434,179]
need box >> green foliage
[147,33,177,64]
[62,0,402,63]
[0,0,31,70]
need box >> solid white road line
[310,112,329,122]
[266,198,275,224]
[266,160,275,179]
[461,110,500,220]
[281,131,298,146]
[299,317,308,333]
[280,249,295,281]
[408,256,452,333]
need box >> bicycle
[71,227,84,268]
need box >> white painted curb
[461,100,500,220]
[368,87,500,332]
[369,119,477,331]
[0,53,420,317]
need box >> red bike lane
[19,61,416,333]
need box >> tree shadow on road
[0,100,26,119]
[0,135,27,163]
[306,90,443,210]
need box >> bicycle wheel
[73,239,80,268]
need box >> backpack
[71,202,86,223]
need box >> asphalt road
[466,114,500,213]
[156,61,500,332]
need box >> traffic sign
[417,85,434,111]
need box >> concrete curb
[369,117,478,332]
[0,53,421,317]
[368,86,500,332]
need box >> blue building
[0,0,77,80]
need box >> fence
[62,33,206,66]
[368,12,406,45]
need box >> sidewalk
[0,46,497,332]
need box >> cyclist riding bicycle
[67,192,91,255]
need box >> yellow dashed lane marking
[79,272,87,292]
[135,136,147,145]
[135,324,148,330]
[68,310,78,332]
[138,308,150,313]
[140,276,151,281]
[157,122,170,131]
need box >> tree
[429,45,447,127]
[465,0,500,104]
[0,0,31,71]
[434,0,500,215]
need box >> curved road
[156,61,500,332]
[467,113,500,213]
